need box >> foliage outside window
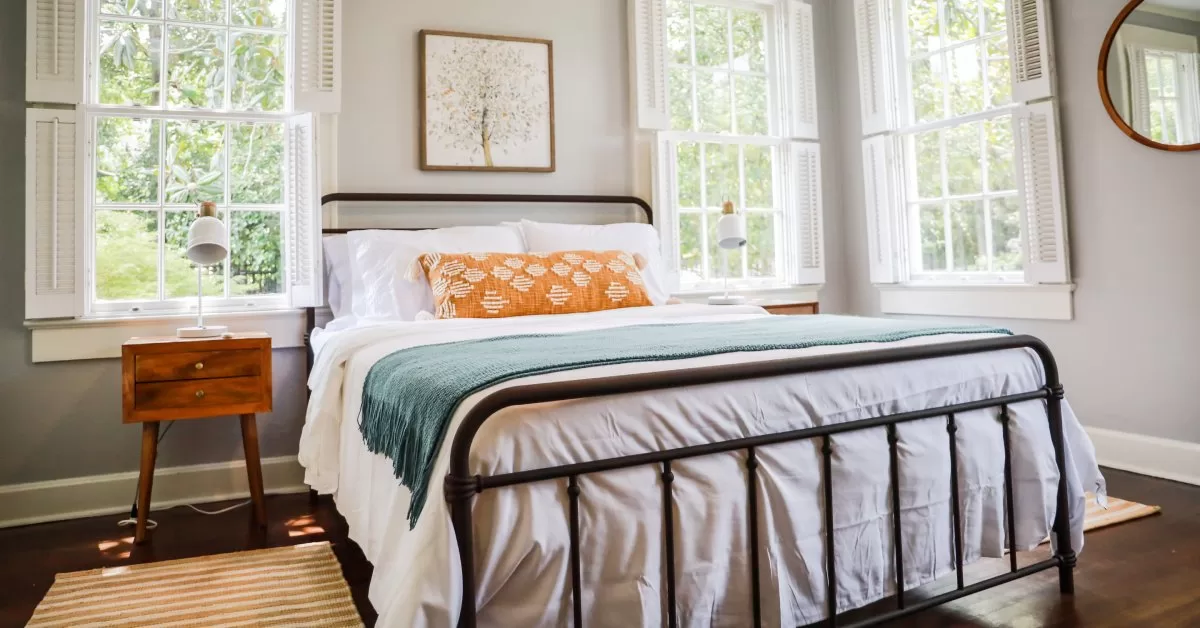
[900,0,1022,280]
[90,0,289,313]
[665,0,786,288]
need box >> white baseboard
[1086,426,1200,487]
[0,456,309,529]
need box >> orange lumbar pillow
[413,250,654,319]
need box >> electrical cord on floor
[116,421,252,530]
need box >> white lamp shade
[716,213,747,250]
[186,216,229,265]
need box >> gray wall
[1125,9,1200,40]
[835,0,1200,445]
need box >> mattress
[299,304,1105,628]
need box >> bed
[299,193,1104,628]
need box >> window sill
[674,285,822,306]
[25,309,309,363]
[877,283,1074,321]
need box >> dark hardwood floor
[1,467,1197,627]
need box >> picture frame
[419,30,556,172]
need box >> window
[856,0,1070,293]
[24,0,339,323]
[1137,49,1200,145]
[632,0,824,293]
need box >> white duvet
[299,305,1105,628]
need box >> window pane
[231,122,284,204]
[670,68,694,131]
[230,211,283,295]
[985,116,1014,192]
[1146,57,1161,95]
[165,210,226,299]
[731,9,766,72]
[95,210,159,301]
[693,5,729,68]
[948,43,984,117]
[168,0,225,23]
[676,142,701,208]
[990,196,1022,271]
[982,0,1006,34]
[230,32,286,112]
[165,119,226,204]
[945,121,982,196]
[96,117,160,205]
[918,204,947,272]
[667,0,692,65]
[1164,100,1180,144]
[233,0,287,28]
[168,26,226,109]
[679,212,703,283]
[945,0,981,45]
[99,21,162,106]
[704,143,739,208]
[950,200,986,271]
[743,145,773,208]
[1150,104,1165,141]
[907,0,940,56]
[101,0,162,18]
[734,74,769,135]
[746,212,776,278]
[707,211,744,280]
[914,130,942,199]
[986,35,1011,107]
[912,55,945,124]
[1161,59,1178,97]
[697,70,732,133]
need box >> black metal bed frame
[305,193,1075,628]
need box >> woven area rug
[28,541,361,627]
[1037,493,1161,545]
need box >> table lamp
[709,200,747,305]
[177,201,229,338]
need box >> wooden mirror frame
[1098,0,1200,152]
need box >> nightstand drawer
[135,349,261,382]
[134,376,265,413]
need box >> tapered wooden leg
[135,422,160,544]
[240,414,267,527]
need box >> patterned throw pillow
[413,250,654,319]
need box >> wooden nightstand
[121,333,272,543]
[759,301,820,315]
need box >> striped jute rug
[28,541,361,627]
[1037,493,1161,545]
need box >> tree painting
[421,32,554,171]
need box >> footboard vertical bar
[568,475,583,627]
[746,448,762,628]
[1000,405,1018,573]
[662,461,678,628]
[1046,384,1076,594]
[822,436,837,626]
[947,414,964,590]
[445,474,479,628]
[887,424,905,610]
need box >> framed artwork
[419,30,556,172]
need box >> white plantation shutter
[853,0,894,136]
[1014,102,1069,284]
[787,0,819,140]
[652,137,679,274]
[293,0,341,113]
[25,109,83,319]
[26,0,84,104]
[862,135,900,284]
[630,0,670,130]
[789,143,824,285]
[287,113,323,307]
[1007,0,1054,103]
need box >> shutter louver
[854,0,894,136]
[287,113,323,307]
[1015,102,1069,284]
[790,143,824,285]
[26,0,84,104]
[293,0,341,113]
[631,0,670,130]
[788,1,819,140]
[25,109,82,319]
[862,135,900,284]
[1007,0,1054,102]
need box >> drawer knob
[195,390,206,399]
[195,362,204,370]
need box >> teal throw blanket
[359,315,1011,527]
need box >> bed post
[1046,382,1077,594]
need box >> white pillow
[322,235,353,318]
[347,225,527,320]
[519,219,672,305]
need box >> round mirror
[1100,0,1200,151]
